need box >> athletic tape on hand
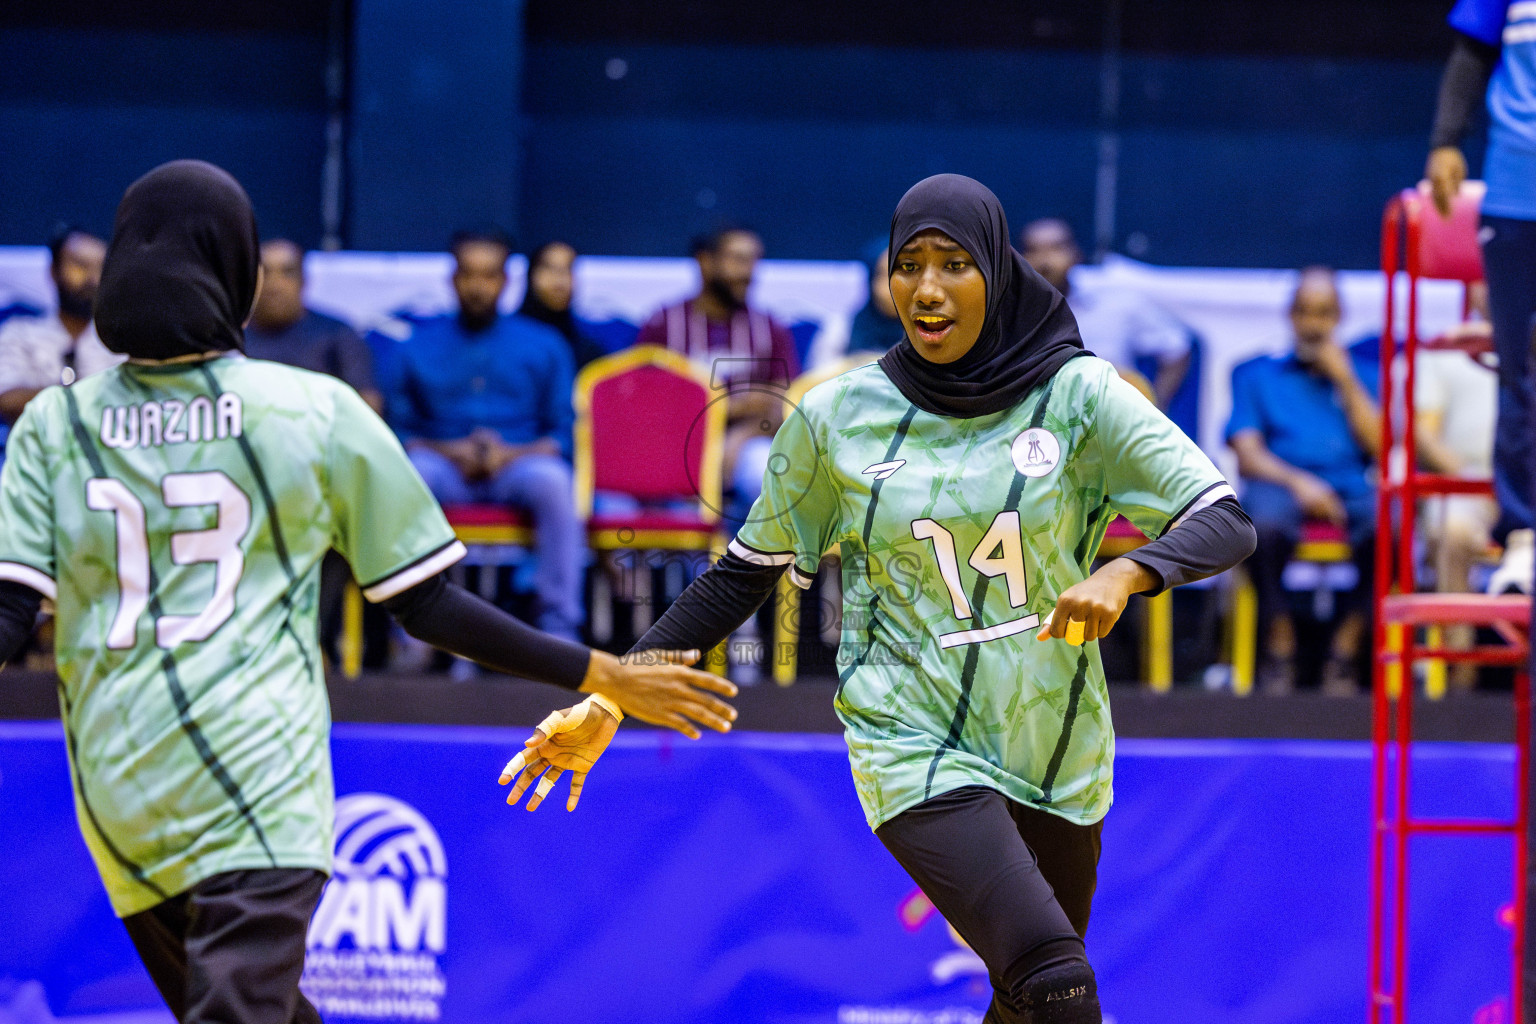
[501,705,574,781]
[501,750,530,779]
[584,693,624,722]
[1041,611,1087,646]
[536,706,573,736]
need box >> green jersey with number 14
[734,357,1228,829]
[0,355,463,916]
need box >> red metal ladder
[1371,180,1530,1023]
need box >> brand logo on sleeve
[862,459,907,481]
[303,793,447,1020]
[1010,429,1061,478]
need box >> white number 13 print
[911,511,1040,648]
[86,471,252,649]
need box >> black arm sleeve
[1119,497,1257,596]
[0,580,43,668]
[629,551,785,655]
[1431,32,1499,150]
[382,572,590,689]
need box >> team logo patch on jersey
[862,459,907,481]
[1010,428,1061,478]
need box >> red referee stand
[1371,180,1532,1022]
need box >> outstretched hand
[499,698,620,812]
[581,649,738,740]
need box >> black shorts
[122,868,326,1024]
[876,785,1103,989]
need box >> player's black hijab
[95,160,260,361]
[878,174,1086,418]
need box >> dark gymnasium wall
[0,0,1468,268]
[0,0,336,248]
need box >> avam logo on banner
[302,793,448,1021]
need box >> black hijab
[878,174,1086,418]
[518,241,580,344]
[518,241,608,369]
[95,160,260,361]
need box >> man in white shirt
[1416,300,1500,686]
[1021,218,1191,408]
[0,227,122,423]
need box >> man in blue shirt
[246,239,382,411]
[1227,269,1382,692]
[1428,0,1536,591]
[391,230,582,641]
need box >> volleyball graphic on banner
[302,793,448,1021]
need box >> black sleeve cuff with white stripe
[727,538,817,589]
[1123,494,1256,596]
[360,540,468,603]
[630,547,785,656]
[0,561,56,601]
[1161,482,1237,538]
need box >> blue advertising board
[0,723,1518,1023]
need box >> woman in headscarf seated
[517,240,632,370]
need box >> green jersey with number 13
[0,355,463,916]
[733,357,1228,830]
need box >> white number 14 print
[911,511,1039,649]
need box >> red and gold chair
[574,347,729,663]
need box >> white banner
[0,247,1470,476]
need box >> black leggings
[123,868,325,1024]
[877,786,1103,1023]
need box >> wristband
[586,692,625,723]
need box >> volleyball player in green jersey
[0,161,736,1024]
[510,175,1254,1022]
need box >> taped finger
[506,760,548,804]
[527,767,564,812]
[499,750,529,784]
[535,708,569,737]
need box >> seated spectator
[1415,286,1498,687]
[247,238,388,668]
[390,229,582,642]
[0,225,121,423]
[846,247,902,357]
[246,239,383,411]
[1021,218,1191,408]
[518,241,613,370]
[1227,268,1381,693]
[636,227,800,519]
[808,245,904,368]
